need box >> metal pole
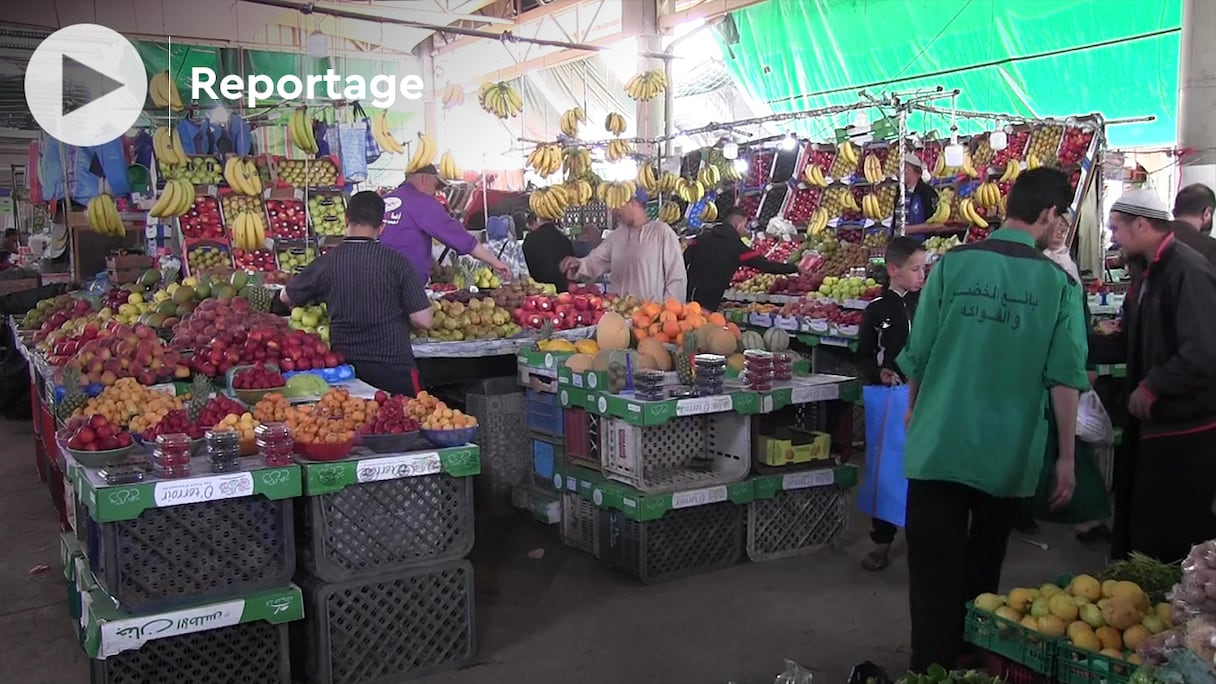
[897,106,908,236]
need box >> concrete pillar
[1177,0,1216,190]
[417,37,439,139]
[628,0,664,160]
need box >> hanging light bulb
[732,158,748,174]
[722,141,739,160]
[208,105,230,124]
[780,133,797,151]
[853,111,870,129]
[944,139,965,167]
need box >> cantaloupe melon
[596,312,631,350]
[763,328,790,352]
[700,326,737,355]
[727,353,745,372]
[636,338,672,371]
[564,353,595,373]
[740,331,765,351]
[634,353,659,371]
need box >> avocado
[193,283,211,300]
[156,301,178,316]
[229,271,248,290]
[171,285,194,305]
[138,269,162,288]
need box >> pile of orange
[419,403,477,431]
[630,299,737,345]
[252,393,293,423]
[286,388,379,445]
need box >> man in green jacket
[896,167,1090,673]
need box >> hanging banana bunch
[604,139,632,162]
[596,181,638,210]
[562,148,592,179]
[697,165,720,189]
[624,70,668,101]
[478,81,523,118]
[559,107,587,138]
[149,70,184,110]
[604,112,627,136]
[405,133,437,174]
[438,151,462,182]
[86,194,125,236]
[441,83,465,109]
[529,185,571,221]
[527,144,563,177]
[658,172,682,194]
[371,110,405,154]
[659,201,683,225]
[637,164,659,194]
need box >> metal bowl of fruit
[229,363,287,405]
[358,431,424,454]
[421,426,478,448]
[59,416,138,468]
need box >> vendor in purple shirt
[379,164,510,281]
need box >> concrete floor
[0,417,1104,684]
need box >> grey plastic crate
[299,473,474,583]
[560,490,600,557]
[598,502,743,584]
[298,559,476,684]
[746,484,849,562]
[85,497,295,614]
[90,621,290,684]
[467,390,530,515]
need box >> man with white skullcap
[899,153,943,238]
[1099,188,1216,563]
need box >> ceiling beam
[657,0,767,30]
[451,31,626,85]
[434,0,588,55]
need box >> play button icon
[25,24,148,148]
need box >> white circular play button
[24,24,148,147]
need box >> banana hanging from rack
[405,133,437,174]
[439,151,461,181]
[478,81,523,118]
[559,107,587,138]
[441,83,465,109]
[289,108,318,154]
[842,190,861,213]
[149,179,194,218]
[925,192,951,225]
[605,112,627,136]
[527,144,562,177]
[658,172,682,194]
[863,154,883,183]
[932,152,946,178]
[529,186,573,221]
[700,202,718,222]
[637,164,659,193]
[807,208,829,235]
[804,164,828,188]
[371,111,405,154]
[597,181,637,210]
[149,70,184,110]
[960,198,989,228]
[224,156,253,195]
[861,194,882,220]
[1026,153,1042,171]
[605,139,632,162]
[960,152,980,179]
[659,201,682,225]
[998,159,1022,183]
[838,140,859,166]
[153,126,185,168]
[697,166,720,188]
[975,182,1001,209]
[623,69,667,101]
[86,194,124,236]
[563,148,592,178]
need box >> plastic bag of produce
[1171,540,1216,619]
[766,216,798,241]
[1076,389,1114,444]
[858,384,910,527]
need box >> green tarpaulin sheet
[718,0,1181,147]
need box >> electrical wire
[767,27,1180,106]
[891,0,973,80]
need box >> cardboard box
[758,428,831,467]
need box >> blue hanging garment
[131,129,154,170]
[90,139,131,196]
[38,134,65,202]
[175,118,210,156]
[313,118,331,157]
[228,113,253,156]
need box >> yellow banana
[406,133,436,174]
[839,140,858,165]
[149,180,177,218]
[242,159,263,195]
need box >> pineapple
[245,286,274,313]
[186,375,212,424]
[57,367,86,421]
[675,332,697,385]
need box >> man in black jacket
[685,208,800,310]
[521,212,575,292]
[1100,189,1216,562]
[1172,184,1216,263]
[856,236,926,572]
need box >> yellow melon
[635,353,659,370]
[596,312,631,350]
[636,338,672,371]
[699,326,737,355]
[564,353,594,373]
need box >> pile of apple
[39,318,106,366]
[359,392,420,435]
[64,323,188,386]
[64,414,134,453]
[779,299,839,319]
[806,149,835,177]
[232,248,279,272]
[767,274,821,296]
[784,187,821,223]
[1058,127,1095,166]
[24,295,93,331]
[265,199,308,240]
[233,363,286,390]
[829,308,864,330]
[171,298,343,376]
[992,130,1031,166]
[179,196,225,240]
[512,292,606,331]
[142,408,205,442]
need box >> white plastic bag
[1076,389,1114,445]
[765,217,798,241]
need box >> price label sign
[782,469,835,490]
[791,383,839,404]
[675,395,733,417]
[671,485,728,509]
[355,453,442,483]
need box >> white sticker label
[593,489,604,506]
[671,485,729,509]
[791,384,840,404]
[148,383,176,397]
[544,353,554,369]
[552,473,563,491]
[572,374,584,388]
[355,452,441,483]
[675,395,733,416]
[587,373,598,389]
[559,390,569,406]
[99,599,245,658]
[782,469,835,490]
[152,473,254,508]
[597,396,608,413]
[566,475,577,492]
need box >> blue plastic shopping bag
[857,384,910,527]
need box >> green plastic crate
[1056,641,1135,684]
[962,602,1058,675]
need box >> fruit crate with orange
[71,456,302,613]
[295,444,480,583]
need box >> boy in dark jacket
[857,236,926,571]
[684,208,800,311]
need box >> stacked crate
[63,454,305,684]
[512,350,569,523]
[293,445,480,684]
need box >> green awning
[718,0,1181,147]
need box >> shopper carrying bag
[858,384,911,529]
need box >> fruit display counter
[509,300,863,581]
